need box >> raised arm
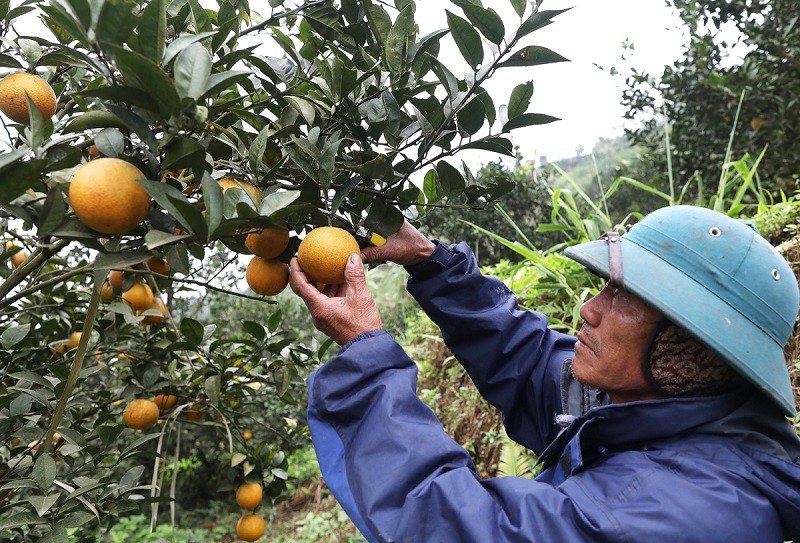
[362,223,576,452]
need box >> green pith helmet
[564,205,800,416]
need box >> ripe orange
[219,178,262,204]
[65,332,82,351]
[145,256,170,274]
[122,399,160,430]
[153,393,177,411]
[122,281,154,312]
[68,158,151,235]
[245,226,290,259]
[236,482,263,509]
[5,241,26,268]
[235,514,266,541]
[750,117,769,131]
[88,144,100,158]
[185,401,205,422]
[242,430,253,440]
[246,257,289,296]
[296,227,360,285]
[0,72,57,124]
[100,281,116,302]
[107,270,125,292]
[138,296,168,325]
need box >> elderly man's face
[572,282,665,404]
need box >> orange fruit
[138,296,168,325]
[145,256,170,274]
[750,117,769,130]
[65,332,82,351]
[100,281,115,302]
[242,430,253,440]
[153,394,177,411]
[219,178,262,204]
[68,158,151,235]
[122,281,154,312]
[296,227,360,285]
[123,399,160,430]
[236,482,263,509]
[0,72,57,124]
[245,226,290,259]
[88,144,99,157]
[5,241,26,268]
[246,257,289,296]
[185,401,206,422]
[235,514,266,541]
[107,270,125,292]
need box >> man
[289,205,800,542]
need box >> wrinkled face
[572,282,665,404]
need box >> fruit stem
[42,275,102,454]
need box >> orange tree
[0,0,567,539]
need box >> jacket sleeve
[307,331,608,543]
[405,242,577,453]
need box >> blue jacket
[307,242,800,542]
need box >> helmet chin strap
[602,232,624,289]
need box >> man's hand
[289,253,382,346]
[361,221,436,266]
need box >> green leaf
[105,104,158,151]
[94,128,124,157]
[385,4,415,74]
[28,493,59,517]
[139,179,207,240]
[74,86,159,112]
[95,0,138,46]
[462,4,505,45]
[510,0,526,18]
[502,112,560,131]
[423,168,438,203]
[174,43,212,101]
[446,10,483,70]
[180,318,204,346]
[1,323,30,348]
[204,374,221,406]
[285,96,316,124]
[364,1,392,48]
[201,70,249,99]
[94,250,150,271]
[136,0,166,62]
[0,52,22,69]
[259,190,301,217]
[435,160,466,199]
[106,45,180,118]
[36,186,67,237]
[248,125,272,176]
[163,136,205,172]
[364,199,404,237]
[144,229,186,250]
[34,454,56,490]
[201,172,223,236]
[498,46,569,68]
[508,81,533,119]
[163,31,216,65]
[0,512,40,530]
[0,158,48,204]
[517,8,571,40]
[456,94,485,135]
[40,3,90,46]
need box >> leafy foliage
[621,0,800,198]
[0,0,569,539]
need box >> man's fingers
[289,258,327,305]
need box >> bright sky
[414,0,686,164]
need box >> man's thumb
[344,252,365,282]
